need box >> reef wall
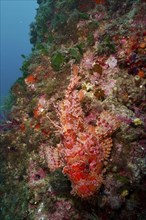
[0,0,146,219]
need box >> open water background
[0,0,37,108]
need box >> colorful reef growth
[56,65,121,198]
[1,0,146,219]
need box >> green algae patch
[51,52,65,71]
[114,174,130,184]
[69,47,82,62]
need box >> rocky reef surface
[0,0,146,219]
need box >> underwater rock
[1,0,146,219]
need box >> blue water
[0,0,38,106]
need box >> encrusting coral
[47,65,121,198]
